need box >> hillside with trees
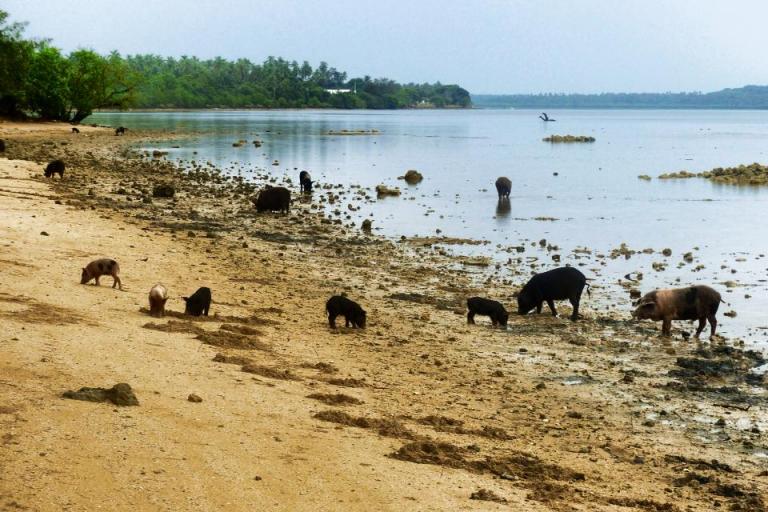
[472,86,768,109]
[0,9,470,122]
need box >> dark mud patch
[313,410,416,439]
[417,415,511,440]
[0,293,87,326]
[196,330,271,351]
[63,383,138,406]
[241,364,301,381]
[306,393,363,406]
[391,441,585,505]
[300,362,339,374]
[326,377,366,388]
[212,353,253,366]
[469,489,507,503]
[142,319,205,335]
[387,292,462,311]
[0,405,19,415]
[220,323,263,336]
[605,497,678,511]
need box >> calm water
[89,110,768,345]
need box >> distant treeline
[0,9,470,123]
[473,86,768,109]
[124,55,471,110]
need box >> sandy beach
[0,120,766,511]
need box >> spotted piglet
[81,258,122,290]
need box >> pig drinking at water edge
[467,297,509,327]
[633,285,722,338]
[517,266,588,321]
[81,258,122,290]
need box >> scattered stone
[400,170,423,184]
[63,383,138,406]
[188,393,203,403]
[470,489,507,503]
[152,184,175,198]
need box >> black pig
[115,126,127,136]
[253,186,291,213]
[517,267,588,321]
[326,295,366,328]
[44,159,65,178]
[495,177,511,198]
[183,287,211,316]
[467,297,509,327]
[299,171,313,193]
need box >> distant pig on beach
[183,287,211,316]
[148,284,169,317]
[517,266,588,321]
[632,285,723,338]
[326,295,366,328]
[81,258,122,290]
[467,297,509,327]
[44,159,65,179]
[252,186,291,213]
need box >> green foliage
[0,8,470,119]
[122,55,471,109]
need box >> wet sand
[0,120,766,511]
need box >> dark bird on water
[539,112,556,122]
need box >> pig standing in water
[299,171,313,193]
[633,285,722,338]
[81,258,122,290]
[326,295,366,328]
[183,287,211,316]
[517,267,588,321]
[495,177,511,199]
[467,297,509,327]
[148,284,169,317]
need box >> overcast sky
[4,0,767,94]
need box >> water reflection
[495,197,511,217]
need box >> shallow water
[89,109,768,345]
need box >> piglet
[148,284,168,317]
[81,258,122,290]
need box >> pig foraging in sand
[467,297,509,327]
[183,287,211,316]
[148,284,169,317]
[495,177,511,198]
[517,267,588,321]
[326,295,366,328]
[115,126,127,136]
[44,159,65,179]
[81,258,122,290]
[633,285,722,338]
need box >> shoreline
[0,120,766,511]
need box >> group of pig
[78,168,724,339]
[79,258,211,317]
[465,266,723,339]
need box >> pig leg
[467,311,475,324]
[546,299,557,317]
[94,275,101,286]
[491,316,498,326]
[708,314,718,337]
[569,296,580,321]
[112,274,122,290]
[535,302,543,314]
[694,317,706,338]
[345,315,351,328]
[661,318,672,336]
[328,314,337,328]
[203,303,209,316]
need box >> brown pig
[148,284,168,317]
[81,258,122,290]
[632,285,722,338]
